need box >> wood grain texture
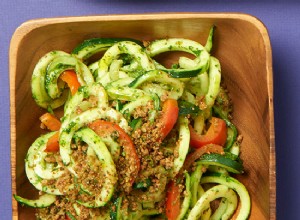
[9,13,275,219]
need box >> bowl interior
[10,13,275,219]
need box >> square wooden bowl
[10,13,275,219]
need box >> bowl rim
[9,12,275,220]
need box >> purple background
[1,0,299,219]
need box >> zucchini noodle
[14,26,251,220]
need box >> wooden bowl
[10,13,275,219]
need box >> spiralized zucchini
[15,26,251,220]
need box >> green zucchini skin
[178,100,200,116]
[13,194,56,208]
[133,178,152,190]
[197,153,244,174]
[204,25,216,52]
[72,38,143,60]
[224,120,238,151]
[110,196,123,220]
[66,211,77,220]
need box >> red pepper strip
[88,120,140,185]
[60,70,81,96]
[189,117,227,149]
[181,144,224,172]
[44,132,60,153]
[40,112,61,131]
[160,99,179,141]
[166,180,181,220]
[39,112,61,153]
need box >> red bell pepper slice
[189,117,227,148]
[88,120,140,185]
[160,99,179,140]
[39,113,61,153]
[60,70,81,96]
[39,112,61,131]
[44,132,60,153]
[166,180,181,220]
